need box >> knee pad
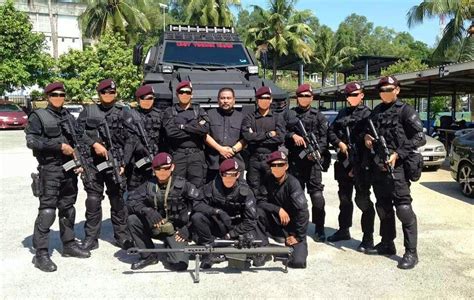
[86,195,103,211]
[190,212,207,226]
[375,204,392,220]
[37,208,56,229]
[396,204,416,224]
[58,206,76,226]
[310,192,325,209]
[355,195,372,211]
[338,190,352,204]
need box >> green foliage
[56,32,142,101]
[0,0,55,94]
[381,57,429,76]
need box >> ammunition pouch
[31,172,42,197]
[403,151,423,182]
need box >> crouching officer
[77,79,133,251]
[161,81,209,188]
[25,82,90,272]
[327,82,375,252]
[123,85,161,191]
[127,152,201,271]
[285,84,328,242]
[192,159,266,269]
[257,151,309,268]
[364,76,425,269]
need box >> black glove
[216,210,232,230]
[142,207,162,228]
[176,226,190,241]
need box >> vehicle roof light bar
[168,25,235,34]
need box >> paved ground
[0,130,473,299]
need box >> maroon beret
[266,151,288,164]
[176,81,193,93]
[219,159,239,173]
[296,83,313,95]
[135,85,154,99]
[44,82,65,95]
[344,82,363,95]
[255,86,272,98]
[96,79,116,92]
[152,152,173,169]
[377,76,400,89]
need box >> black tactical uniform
[123,107,161,191]
[241,110,285,195]
[192,178,258,244]
[161,104,209,188]
[127,176,201,270]
[368,99,425,268]
[205,107,244,182]
[286,106,328,240]
[257,173,309,268]
[77,103,132,249]
[26,104,90,271]
[328,104,375,249]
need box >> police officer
[285,84,328,242]
[205,87,246,183]
[364,76,425,269]
[127,153,200,271]
[25,82,90,272]
[241,86,285,195]
[161,81,209,188]
[77,79,133,251]
[192,159,265,268]
[327,82,375,252]
[123,85,161,191]
[257,151,309,268]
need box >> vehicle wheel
[429,165,440,171]
[458,162,474,198]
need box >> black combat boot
[365,241,396,256]
[253,254,272,267]
[199,254,226,269]
[62,242,91,258]
[398,248,418,269]
[357,234,374,252]
[116,239,134,250]
[131,254,160,270]
[314,228,326,243]
[80,238,99,251]
[32,253,57,272]
[327,228,351,242]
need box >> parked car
[418,136,447,170]
[450,131,474,198]
[64,104,83,119]
[0,101,28,129]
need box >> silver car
[418,136,447,170]
[64,104,83,119]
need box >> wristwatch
[231,146,238,154]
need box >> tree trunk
[48,0,58,59]
[321,72,326,87]
[272,58,278,82]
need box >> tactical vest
[373,102,407,151]
[205,180,249,220]
[34,109,62,138]
[85,104,126,144]
[146,177,187,221]
[142,109,161,148]
[172,103,199,118]
[294,108,320,138]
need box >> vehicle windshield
[163,41,250,67]
[0,104,22,112]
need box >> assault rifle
[296,120,323,169]
[96,121,125,187]
[134,120,154,169]
[127,236,293,283]
[342,120,358,169]
[368,119,395,179]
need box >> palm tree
[245,0,314,80]
[311,26,356,87]
[184,0,240,27]
[80,0,150,41]
[407,0,473,60]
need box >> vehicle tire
[429,165,440,171]
[458,162,474,198]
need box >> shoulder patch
[174,177,185,188]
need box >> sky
[238,0,441,47]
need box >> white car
[64,104,83,119]
[418,135,447,170]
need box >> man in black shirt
[257,151,309,268]
[327,82,375,252]
[161,81,209,188]
[241,86,285,195]
[205,87,245,183]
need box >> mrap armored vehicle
[133,25,288,113]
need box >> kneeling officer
[127,152,202,271]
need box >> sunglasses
[258,97,272,100]
[221,171,239,177]
[270,163,286,168]
[297,94,312,98]
[50,92,66,98]
[154,165,172,171]
[141,96,154,101]
[101,90,116,95]
[347,93,362,97]
[178,90,192,95]
[379,87,396,93]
